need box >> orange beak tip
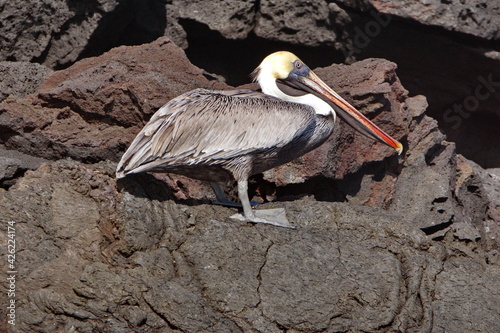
[395,141,404,155]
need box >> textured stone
[254,0,348,47]
[0,0,120,67]
[0,33,499,332]
[2,158,498,332]
[433,257,500,333]
[0,62,53,102]
[1,0,498,171]
[454,156,500,257]
[0,148,49,189]
[37,37,227,128]
[176,0,256,40]
[0,38,227,163]
[340,0,500,40]
[0,0,172,68]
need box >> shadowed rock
[338,0,500,40]
[0,38,499,332]
[1,0,499,168]
[0,38,227,163]
[1,159,498,332]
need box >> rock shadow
[116,173,175,203]
[70,0,167,67]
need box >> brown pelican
[116,51,402,228]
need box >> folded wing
[116,88,316,177]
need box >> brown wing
[116,88,316,177]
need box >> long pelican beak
[297,71,403,155]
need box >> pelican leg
[210,182,240,207]
[230,180,294,229]
[210,182,261,208]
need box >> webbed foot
[230,208,294,229]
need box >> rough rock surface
[0,38,227,163]
[0,62,53,102]
[0,38,499,332]
[338,0,500,40]
[355,19,500,168]
[176,0,256,40]
[175,0,500,168]
[0,159,498,332]
[3,0,496,65]
[0,0,121,68]
[254,0,350,48]
[1,1,499,168]
[0,148,49,189]
[1,160,499,332]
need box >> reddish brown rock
[0,36,499,333]
[0,96,128,162]
[0,37,227,162]
[37,37,228,128]
[1,158,499,333]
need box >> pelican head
[252,51,403,154]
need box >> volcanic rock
[0,0,121,68]
[0,37,227,163]
[0,62,53,102]
[1,158,499,332]
[176,0,256,40]
[1,1,499,171]
[0,148,49,189]
[254,0,350,48]
[0,37,499,332]
[0,0,175,69]
[338,0,500,40]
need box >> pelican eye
[291,60,308,77]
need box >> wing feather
[116,88,316,177]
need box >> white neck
[258,76,334,117]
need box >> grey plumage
[116,88,335,183]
